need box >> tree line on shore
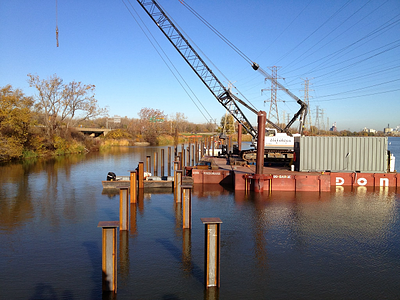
[1,75,392,162]
[0,75,217,162]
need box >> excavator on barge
[135,0,308,163]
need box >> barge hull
[190,157,397,192]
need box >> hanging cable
[56,0,59,47]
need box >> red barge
[189,156,398,192]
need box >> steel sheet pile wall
[295,136,388,173]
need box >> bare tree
[62,81,107,128]
[28,74,108,137]
[28,74,63,137]
[137,107,167,145]
[171,112,188,133]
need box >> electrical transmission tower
[321,109,325,131]
[261,66,282,126]
[314,105,323,133]
[301,78,313,130]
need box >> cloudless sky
[1,0,399,132]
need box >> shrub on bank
[54,136,86,156]
[99,139,131,151]
[157,135,174,146]
[104,129,132,140]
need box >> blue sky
[1,0,399,132]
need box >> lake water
[1,138,400,299]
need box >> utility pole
[261,66,282,127]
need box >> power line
[283,14,400,81]
[311,64,400,88]
[314,87,400,102]
[255,0,313,60]
[121,0,215,124]
[276,0,353,65]
[283,0,373,71]
[312,41,400,80]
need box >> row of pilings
[142,135,235,177]
[97,120,269,294]
[98,160,222,296]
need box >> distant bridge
[74,127,111,137]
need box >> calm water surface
[1,138,400,299]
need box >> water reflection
[119,231,130,281]
[204,287,219,300]
[193,184,232,198]
[182,229,192,274]
[0,143,399,299]
[174,201,182,237]
[130,204,137,237]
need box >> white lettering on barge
[335,176,391,187]
[273,175,291,179]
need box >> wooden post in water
[191,144,195,166]
[173,161,179,189]
[201,217,222,288]
[194,140,198,164]
[154,152,158,176]
[129,171,137,204]
[182,185,192,229]
[188,141,191,166]
[161,149,165,177]
[168,147,171,176]
[146,156,151,174]
[98,221,119,292]
[178,152,182,170]
[212,136,215,157]
[175,170,182,203]
[119,187,129,231]
[182,144,186,169]
[138,162,144,189]
[186,148,190,168]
